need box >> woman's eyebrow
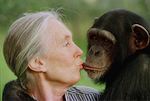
[58,35,71,45]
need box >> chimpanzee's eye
[103,37,113,48]
[90,35,98,40]
[104,38,110,44]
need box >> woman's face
[42,19,83,85]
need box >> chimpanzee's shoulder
[3,80,35,101]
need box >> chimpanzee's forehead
[88,28,116,44]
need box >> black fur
[3,80,35,101]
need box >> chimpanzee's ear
[94,17,99,22]
[131,24,149,50]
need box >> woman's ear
[131,24,149,50]
[28,57,47,72]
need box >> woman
[3,10,101,101]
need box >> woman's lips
[82,63,107,72]
[79,61,84,70]
[79,64,83,69]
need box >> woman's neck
[28,73,69,101]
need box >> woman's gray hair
[3,10,63,90]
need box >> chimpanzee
[83,8,150,100]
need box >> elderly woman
[2,10,101,101]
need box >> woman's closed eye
[65,41,70,47]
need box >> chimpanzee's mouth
[83,63,107,72]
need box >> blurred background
[1,0,150,100]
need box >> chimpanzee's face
[83,9,150,81]
[83,28,119,80]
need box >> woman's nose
[74,43,83,58]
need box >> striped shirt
[65,85,101,101]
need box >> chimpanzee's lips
[83,63,107,72]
